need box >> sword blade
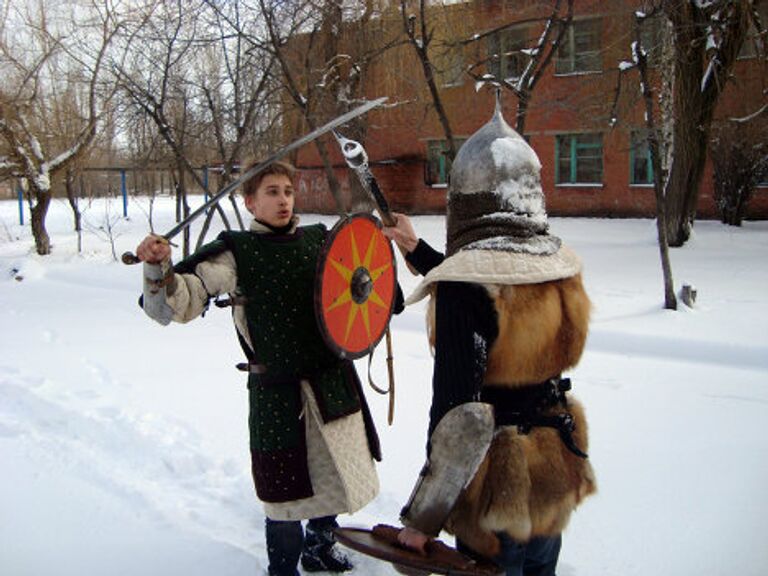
[162,97,388,241]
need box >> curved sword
[122,97,388,264]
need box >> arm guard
[141,262,175,326]
[400,402,495,536]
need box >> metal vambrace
[400,402,495,537]
[142,262,175,326]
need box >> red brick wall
[293,0,768,220]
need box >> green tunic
[192,225,378,502]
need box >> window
[435,43,465,87]
[556,18,602,74]
[738,4,768,59]
[639,13,664,66]
[426,139,466,185]
[487,25,530,80]
[556,133,603,184]
[630,131,654,185]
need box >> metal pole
[17,180,24,225]
[121,170,128,217]
[203,165,209,214]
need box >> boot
[265,518,303,576]
[301,520,353,573]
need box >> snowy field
[1,194,767,576]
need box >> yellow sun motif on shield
[325,230,391,344]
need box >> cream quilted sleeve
[162,250,238,323]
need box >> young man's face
[245,173,295,228]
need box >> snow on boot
[301,524,353,573]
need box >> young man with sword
[132,97,404,576]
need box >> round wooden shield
[316,213,397,359]
[334,525,503,576]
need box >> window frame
[425,138,466,186]
[555,18,603,75]
[629,130,655,186]
[639,13,664,67]
[738,4,768,59]
[435,42,466,88]
[555,133,604,185]
[487,24,531,80]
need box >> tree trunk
[30,187,52,255]
[65,168,83,254]
[663,128,708,246]
[314,136,346,215]
[662,1,705,247]
[634,17,677,310]
[174,164,191,258]
[662,0,750,246]
[515,94,530,135]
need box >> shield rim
[334,526,504,576]
[315,213,397,360]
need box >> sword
[122,97,388,264]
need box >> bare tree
[248,0,402,213]
[193,0,278,244]
[116,0,233,257]
[464,0,574,134]
[399,0,458,160]
[661,0,757,246]
[256,0,348,212]
[634,10,678,310]
[711,111,768,225]
[0,0,127,255]
[64,165,84,253]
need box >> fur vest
[443,274,597,556]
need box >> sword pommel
[333,131,368,169]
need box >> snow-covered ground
[1,195,767,576]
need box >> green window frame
[488,25,530,80]
[555,133,603,185]
[555,18,602,75]
[630,131,654,185]
[426,139,466,185]
[759,166,768,187]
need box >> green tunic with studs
[176,224,380,503]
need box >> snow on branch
[729,102,768,123]
[0,157,19,172]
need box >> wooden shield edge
[334,525,503,576]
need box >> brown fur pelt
[438,274,596,557]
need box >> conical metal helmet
[446,94,561,256]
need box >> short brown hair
[242,160,296,198]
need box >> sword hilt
[333,131,395,226]
[122,251,141,265]
[122,235,173,265]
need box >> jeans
[458,532,562,576]
[265,515,339,576]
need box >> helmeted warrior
[384,98,596,575]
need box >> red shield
[316,214,397,359]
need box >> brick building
[292,0,767,220]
